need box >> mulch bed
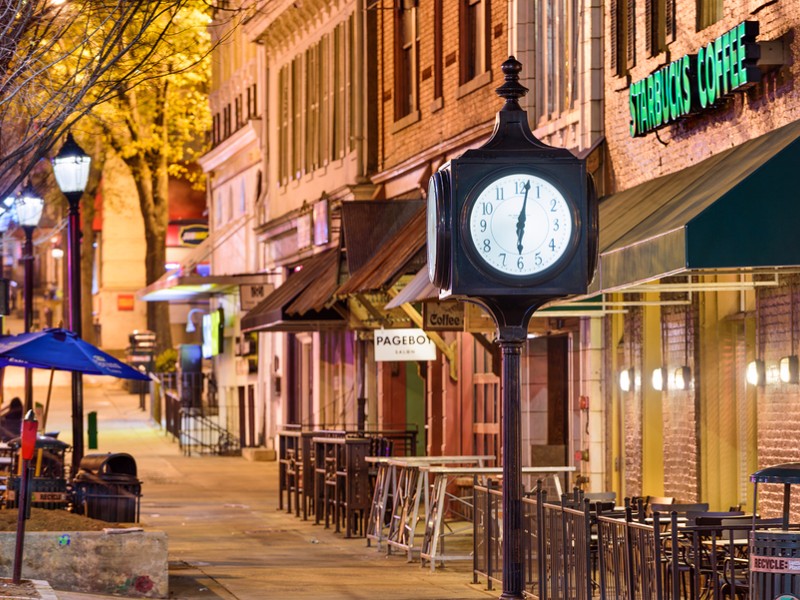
[0,578,39,598]
[0,507,122,532]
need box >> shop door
[524,334,570,469]
[287,333,314,426]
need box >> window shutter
[610,0,619,74]
[666,0,675,43]
[626,0,636,69]
[645,0,654,56]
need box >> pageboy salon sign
[374,328,437,362]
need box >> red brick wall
[604,0,800,192]
[376,0,508,176]
[756,282,800,518]
[662,303,699,502]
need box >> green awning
[592,119,800,293]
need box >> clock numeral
[483,239,491,253]
[549,238,556,251]
[499,253,507,266]
[550,198,558,212]
[480,219,487,232]
[535,186,541,199]
[495,187,504,201]
[553,219,559,231]
[535,252,542,266]
[517,257,524,271]
[481,202,493,215]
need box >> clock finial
[495,56,528,111]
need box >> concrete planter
[0,530,168,598]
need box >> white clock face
[426,176,438,284]
[467,172,574,277]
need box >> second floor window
[460,0,488,85]
[647,0,675,56]
[534,0,579,123]
[395,1,419,120]
[697,0,722,30]
[611,0,636,76]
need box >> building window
[394,0,419,120]
[292,55,303,180]
[234,95,242,130]
[611,0,635,76]
[533,0,579,124]
[459,0,488,85]
[433,0,443,103]
[247,83,258,119]
[333,23,346,159]
[278,65,289,184]
[647,0,675,56]
[305,45,320,174]
[697,0,722,30]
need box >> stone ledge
[242,447,276,461]
[0,531,167,598]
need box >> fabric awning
[240,249,345,333]
[336,207,426,296]
[592,119,800,293]
[385,267,439,309]
[341,200,424,274]
[138,273,271,302]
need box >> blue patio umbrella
[0,328,149,380]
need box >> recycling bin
[750,463,800,599]
[5,434,69,509]
[73,452,141,522]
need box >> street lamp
[14,184,44,412]
[52,132,91,475]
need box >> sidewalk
[9,377,497,600]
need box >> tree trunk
[79,142,105,345]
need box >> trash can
[5,434,69,509]
[73,453,141,522]
[750,463,800,599]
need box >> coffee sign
[629,21,761,137]
[423,301,464,331]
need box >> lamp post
[52,133,91,474]
[14,185,44,412]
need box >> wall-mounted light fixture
[651,367,667,391]
[673,365,692,390]
[780,284,798,384]
[619,368,635,392]
[746,359,765,386]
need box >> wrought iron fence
[474,484,789,600]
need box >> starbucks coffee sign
[629,21,761,137]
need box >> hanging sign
[423,301,464,331]
[629,21,762,137]
[374,328,437,362]
[240,283,273,311]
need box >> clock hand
[516,180,530,255]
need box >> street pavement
[4,372,497,600]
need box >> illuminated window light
[746,360,765,386]
[780,355,799,384]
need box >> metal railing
[157,372,238,457]
[473,485,790,600]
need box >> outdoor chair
[646,495,674,516]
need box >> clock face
[426,175,439,284]
[466,172,575,278]
[426,169,451,288]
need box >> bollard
[87,411,97,450]
[13,410,38,584]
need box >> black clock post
[427,57,597,599]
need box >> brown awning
[241,249,345,332]
[336,207,426,296]
[341,200,423,274]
